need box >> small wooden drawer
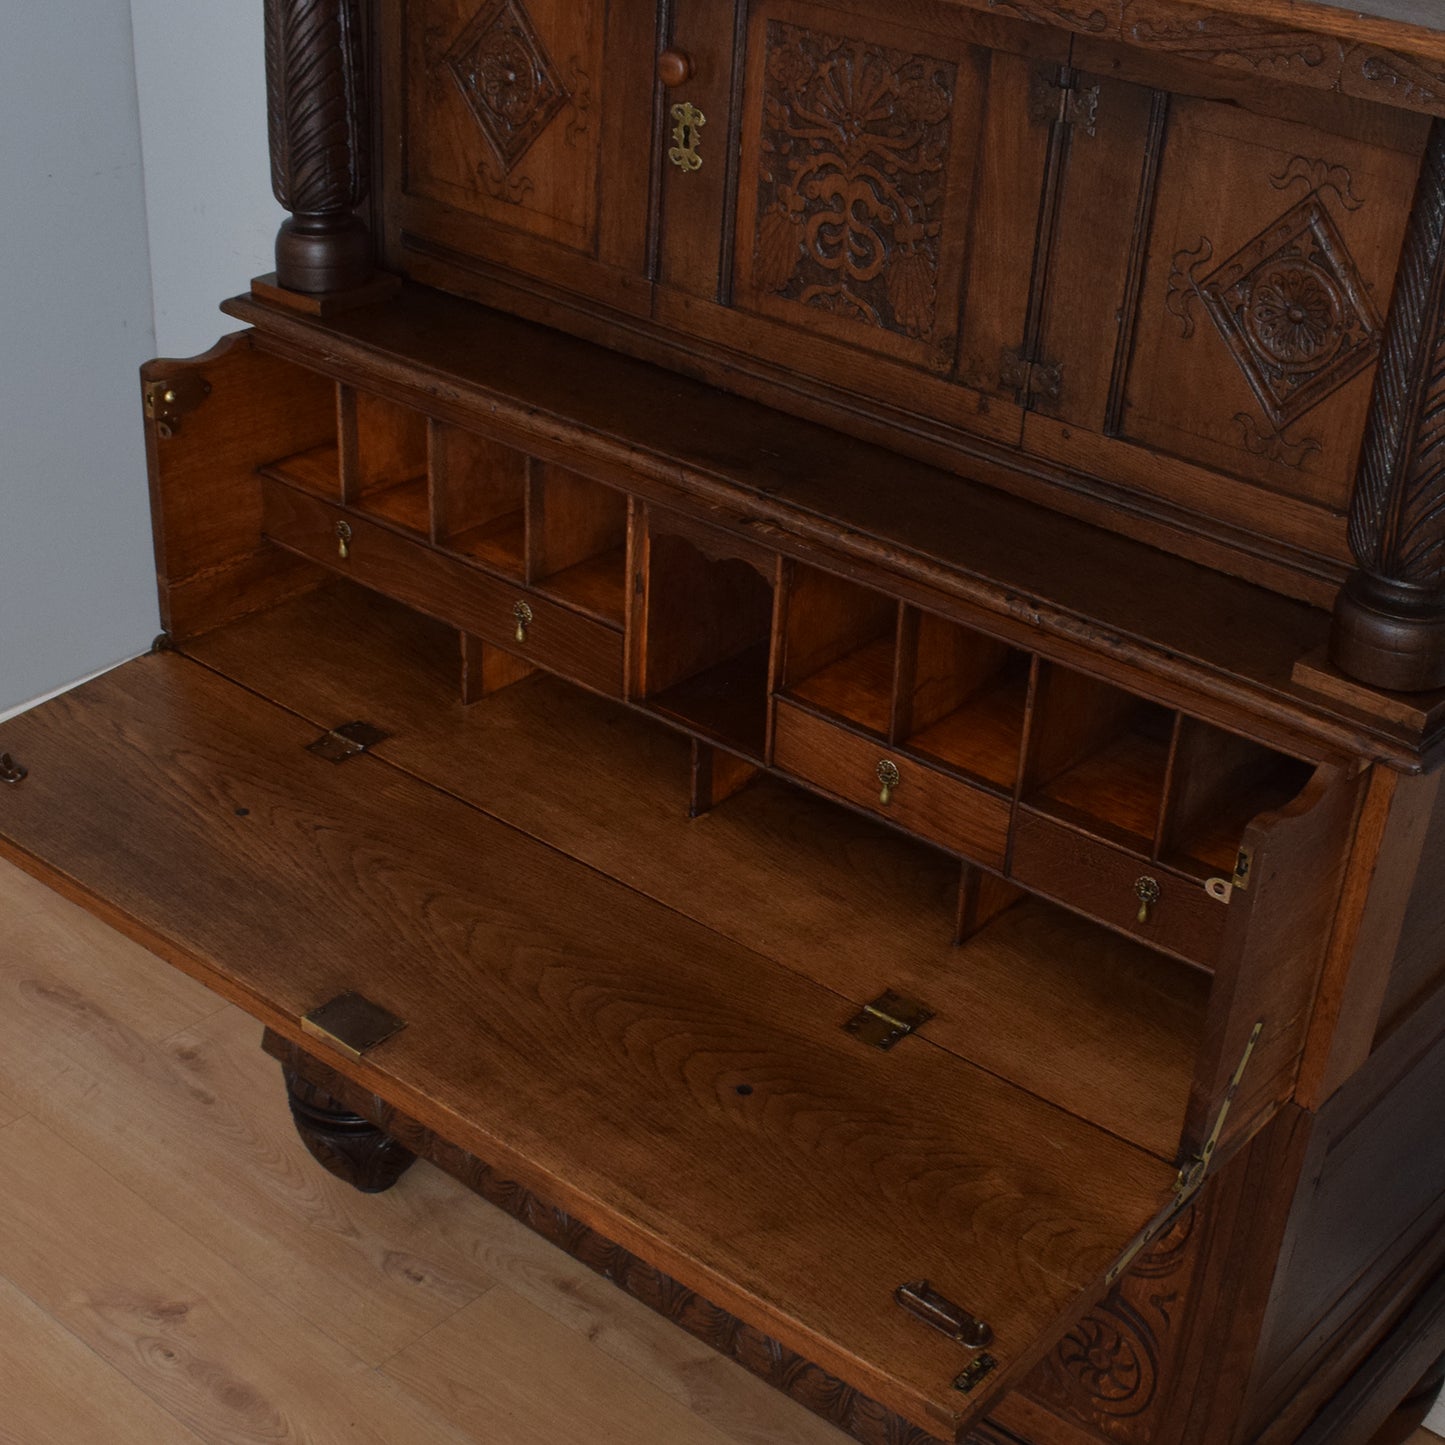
[261,479,624,698]
[1012,810,1228,967]
[773,701,1009,867]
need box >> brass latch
[896,1281,994,1349]
[306,721,390,763]
[1105,1021,1263,1286]
[844,990,934,1050]
[954,1353,1000,1395]
[143,373,211,439]
[301,991,407,1062]
[1232,845,1255,892]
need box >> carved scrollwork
[1270,156,1364,212]
[753,22,957,342]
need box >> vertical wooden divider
[890,605,919,747]
[1154,712,1188,865]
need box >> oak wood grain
[0,1271,205,1445]
[179,580,1209,1160]
[0,1115,476,1445]
[0,652,1176,1436]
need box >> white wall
[0,4,160,717]
[0,4,278,720]
[129,0,280,359]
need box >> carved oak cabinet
[6,1,1445,1441]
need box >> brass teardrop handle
[335,520,352,561]
[658,48,693,87]
[513,600,534,644]
[877,759,901,806]
[1135,875,1161,924]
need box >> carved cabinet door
[1024,42,1429,597]
[653,0,1069,450]
[378,0,660,316]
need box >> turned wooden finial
[1332,121,1445,693]
[263,0,374,294]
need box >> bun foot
[283,1068,417,1193]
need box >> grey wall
[0,2,277,720]
[0,4,160,717]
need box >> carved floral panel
[752,21,959,343]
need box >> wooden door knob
[658,49,694,87]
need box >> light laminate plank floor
[0,854,1440,1445]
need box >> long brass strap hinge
[1105,1021,1264,1288]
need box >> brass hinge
[1029,65,1100,138]
[844,990,934,1050]
[306,721,390,763]
[1000,348,1064,406]
[301,991,407,1062]
[1104,1021,1263,1287]
[143,373,211,439]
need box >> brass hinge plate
[143,373,211,438]
[1028,66,1100,137]
[845,990,934,1050]
[301,991,407,1061]
[1105,1021,1263,1286]
[306,721,390,763]
[1000,348,1064,405]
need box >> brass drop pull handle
[513,600,534,644]
[1135,875,1162,924]
[658,48,693,87]
[335,520,352,561]
[668,101,705,173]
[876,759,901,806]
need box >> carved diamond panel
[1195,194,1382,429]
[445,0,569,175]
[753,22,958,342]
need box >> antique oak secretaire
[5,1,1445,1441]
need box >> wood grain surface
[0,859,855,1445]
[0,649,1176,1436]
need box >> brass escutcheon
[1135,875,1162,924]
[876,759,901,806]
[335,520,353,560]
[668,101,706,173]
[513,600,534,644]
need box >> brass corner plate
[306,721,390,763]
[301,992,407,1061]
[845,990,934,1051]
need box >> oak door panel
[656,0,1067,448]
[1030,48,1427,574]
[383,0,659,315]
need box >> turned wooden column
[264,0,374,294]
[1332,122,1445,692]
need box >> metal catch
[896,1281,994,1349]
[143,373,211,439]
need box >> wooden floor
[0,852,1441,1445]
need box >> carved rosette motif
[445,0,569,176]
[1026,1208,1199,1441]
[753,23,957,342]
